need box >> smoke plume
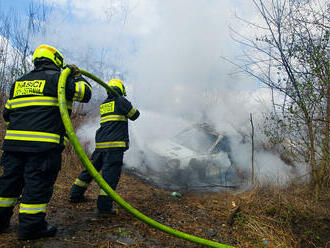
[26,0,306,187]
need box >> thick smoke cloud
[33,0,304,187]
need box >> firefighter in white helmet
[69,79,140,215]
[0,44,92,239]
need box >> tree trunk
[320,79,330,188]
[250,113,255,185]
[307,122,320,198]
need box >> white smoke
[14,0,306,187]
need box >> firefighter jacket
[2,61,92,152]
[95,93,140,152]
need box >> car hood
[148,139,198,159]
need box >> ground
[0,164,329,248]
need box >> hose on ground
[57,67,235,248]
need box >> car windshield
[173,128,218,153]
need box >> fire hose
[57,67,235,248]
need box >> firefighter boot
[0,218,10,234]
[69,183,88,203]
[96,208,119,217]
[0,207,14,234]
[18,224,57,240]
[96,193,119,217]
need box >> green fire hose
[57,67,235,248]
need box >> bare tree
[230,0,329,197]
[0,2,48,101]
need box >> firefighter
[69,79,139,215]
[0,44,92,239]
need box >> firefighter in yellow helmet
[69,79,140,215]
[0,44,92,239]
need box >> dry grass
[232,182,330,248]
[62,108,93,171]
[1,153,329,247]
[0,103,329,247]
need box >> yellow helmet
[32,44,65,68]
[108,79,126,96]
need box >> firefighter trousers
[70,150,123,212]
[0,149,61,236]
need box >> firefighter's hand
[66,64,82,78]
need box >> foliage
[232,0,329,197]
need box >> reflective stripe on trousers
[19,203,47,214]
[74,178,89,188]
[99,189,108,196]
[0,197,18,207]
[64,136,69,146]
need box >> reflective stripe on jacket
[2,61,92,152]
[100,115,127,123]
[95,141,127,149]
[5,96,73,110]
[4,130,60,143]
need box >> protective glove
[66,64,82,78]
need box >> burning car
[138,123,247,190]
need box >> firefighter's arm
[66,75,92,103]
[3,85,15,125]
[3,100,11,125]
[119,97,140,121]
[127,107,140,121]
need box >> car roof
[193,123,220,137]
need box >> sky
[1,0,258,88]
[0,0,267,115]
[0,0,305,185]
[0,0,30,11]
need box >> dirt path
[1,168,329,248]
[0,170,241,248]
